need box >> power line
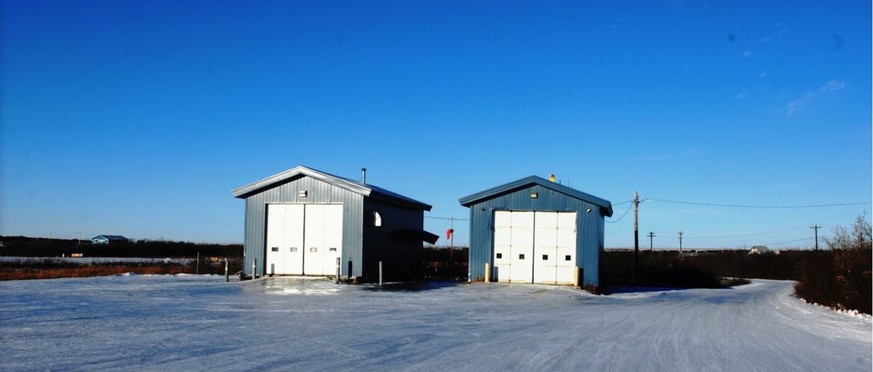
[606,202,633,223]
[648,198,870,209]
[425,216,469,221]
[763,237,813,247]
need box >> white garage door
[493,210,577,284]
[266,204,343,276]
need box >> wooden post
[335,257,340,284]
[196,252,200,274]
[378,261,383,286]
[484,263,491,283]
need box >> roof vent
[361,168,367,184]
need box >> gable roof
[232,165,431,211]
[458,176,613,217]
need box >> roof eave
[459,176,613,216]
[232,166,371,199]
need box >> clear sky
[2,0,870,249]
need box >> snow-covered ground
[1,276,870,371]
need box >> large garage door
[266,204,343,276]
[493,210,576,284]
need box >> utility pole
[678,231,683,254]
[647,231,656,252]
[810,224,821,251]
[633,192,640,286]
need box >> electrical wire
[763,237,814,247]
[606,202,633,223]
[425,216,470,221]
[648,198,870,209]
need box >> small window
[519,254,525,260]
[329,247,337,252]
[310,247,317,252]
[290,247,298,252]
[565,255,572,261]
[542,254,548,260]
[271,247,279,252]
[496,253,503,259]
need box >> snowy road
[1,276,870,371]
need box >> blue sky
[2,0,870,249]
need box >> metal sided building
[459,176,613,289]
[233,166,437,282]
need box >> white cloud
[785,94,814,116]
[819,80,845,92]
[784,80,845,116]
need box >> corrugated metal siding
[241,176,364,277]
[466,184,606,287]
[362,198,425,281]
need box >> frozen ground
[1,276,870,371]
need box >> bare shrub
[795,214,872,314]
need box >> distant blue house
[92,235,129,245]
[459,176,612,289]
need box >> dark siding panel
[362,198,425,281]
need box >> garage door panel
[509,250,532,283]
[266,204,286,275]
[535,212,558,232]
[266,203,343,277]
[510,212,534,244]
[533,212,558,284]
[303,205,324,275]
[533,246,558,284]
[285,204,305,275]
[557,213,576,246]
[509,212,534,283]
[555,212,577,284]
[321,204,343,276]
[493,210,577,285]
[493,211,512,282]
[266,204,305,275]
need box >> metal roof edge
[458,175,613,216]
[232,165,371,199]
[368,189,433,211]
[232,166,432,211]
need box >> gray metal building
[233,166,437,281]
[459,176,613,289]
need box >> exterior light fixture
[298,190,308,198]
[530,192,538,199]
